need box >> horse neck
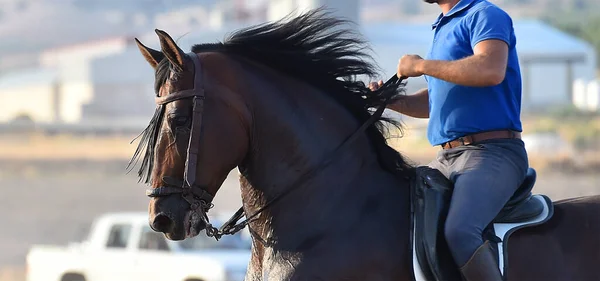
[236,63,406,243]
[240,69,373,195]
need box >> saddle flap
[412,166,461,281]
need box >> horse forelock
[128,57,176,184]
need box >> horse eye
[170,115,189,127]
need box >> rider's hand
[369,80,383,91]
[397,54,425,78]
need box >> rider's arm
[387,88,429,118]
[417,6,511,87]
[416,39,508,87]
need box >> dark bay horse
[130,10,600,281]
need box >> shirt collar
[431,0,476,29]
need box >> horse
[129,9,600,281]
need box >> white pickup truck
[26,212,251,281]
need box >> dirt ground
[1,134,599,281]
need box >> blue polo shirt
[425,0,523,146]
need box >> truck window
[139,226,169,251]
[106,224,131,248]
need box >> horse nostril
[151,213,174,233]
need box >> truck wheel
[61,273,86,281]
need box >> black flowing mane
[130,9,414,184]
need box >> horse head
[133,30,250,241]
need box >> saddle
[410,166,554,281]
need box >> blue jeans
[428,138,529,267]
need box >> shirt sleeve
[468,6,513,49]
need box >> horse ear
[134,38,164,69]
[155,29,186,70]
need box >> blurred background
[1,0,599,280]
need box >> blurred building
[0,36,154,128]
[82,47,155,127]
[515,20,596,112]
[38,37,132,124]
[0,67,59,123]
[0,1,597,130]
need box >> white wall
[587,80,600,111]
[520,52,596,110]
[50,61,94,123]
[574,79,600,111]
[90,47,154,85]
[85,47,156,123]
[0,83,55,123]
[58,81,94,123]
[34,39,131,123]
[525,62,569,108]
[0,40,126,124]
[0,67,90,124]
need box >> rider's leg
[441,139,528,280]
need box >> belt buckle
[442,136,468,149]
[442,141,451,149]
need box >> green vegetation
[525,107,600,150]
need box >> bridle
[146,52,214,235]
[146,51,405,240]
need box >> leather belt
[441,130,521,149]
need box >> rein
[146,51,406,240]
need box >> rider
[370,0,528,280]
